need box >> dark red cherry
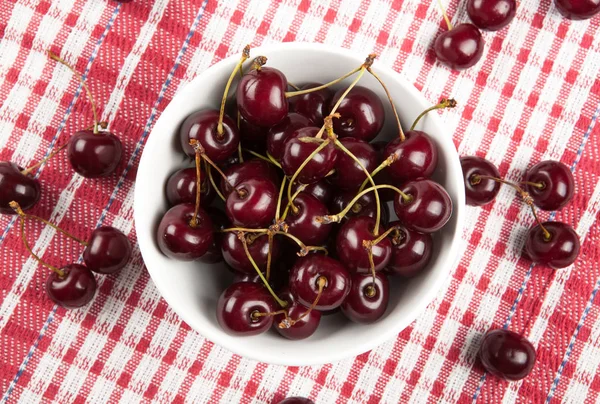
[524,160,574,211]
[461,156,501,207]
[330,86,385,141]
[387,222,433,277]
[156,203,214,261]
[341,272,389,324]
[46,264,97,309]
[524,222,580,269]
[233,262,288,290]
[289,254,351,310]
[216,282,276,336]
[239,113,269,152]
[83,226,131,274]
[180,110,239,163]
[434,23,484,70]
[165,167,214,207]
[467,0,516,30]
[394,180,453,233]
[199,207,228,264]
[67,130,122,178]
[221,232,281,274]
[285,193,332,246]
[277,397,315,404]
[274,288,321,340]
[0,162,41,214]
[289,82,334,127]
[384,131,438,183]
[292,179,333,206]
[267,113,313,160]
[555,0,600,19]
[225,178,277,228]
[330,190,390,225]
[237,66,288,127]
[336,216,392,274]
[281,127,338,184]
[330,138,378,191]
[220,160,280,196]
[479,329,536,381]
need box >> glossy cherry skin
[285,193,332,246]
[277,398,315,404]
[336,216,392,274]
[289,82,334,127]
[0,162,41,214]
[461,156,501,207]
[274,288,321,340]
[220,159,280,196]
[67,130,122,178]
[387,222,433,277]
[157,203,214,261]
[467,0,516,30]
[180,109,239,163]
[46,264,97,309]
[267,113,314,160]
[555,0,600,19]
[221,232,281,274]
[281,127,338,184]
[479,329,536,381]
[225,178,278,228]
[524,222,580,269]
[292,179,333,206]
[216,282,276,336]
[239,113,269,151]
[289,254,351,311]
[524,160,574,211]
[330,190,390,225]
[341,272,389,324]
[330,86,384,141]
[330,138,378,191]
[384,131,438,183]
[434,23,484,70]
[394,180,453,233]
[165,167,214,207]
[199,207,228,264]
[83,226,131,274]
[237,66,288,127]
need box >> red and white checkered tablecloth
[1,0,599,402]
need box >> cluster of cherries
[434,0,600,70]
[156,46,455,340]
[0,51,132,308]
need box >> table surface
[1,0,599,403]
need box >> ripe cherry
[336,216,392,274]
[180,110,240,163]
[461,156,501,206]
[554,0,600,19]
[46,264,97,309]
[156,203,214,261]
[216,282,276,336]
[479,329,536,381]
[225,178,278,228]
[394,179,453,233]
[387,222,433,277]
[524,160,574,211]
[221,232,281,274]
[434,23,484,70]
[330,137,378,191]
[281,127,338,184]
[165,167,214,207]
[285,193,332,246]
[220,159,280,196]
[292,179,333,206]
[0,162,41,214]
[341,272,389,324]
[289,254,351,310]
[524,222,580,269]
[289,82,333,127]
[199,207,228,264]
[267,113,314,161]
[274,288,321,340]
[67,129,123,178]
[330,86,385,141]
[237,110,268,151]
[467,0,516,30]
[83,226,131,274]
[384,131,439,183]
[330,190,390,225]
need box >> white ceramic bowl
[135,43,464,366]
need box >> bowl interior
[134,43,464,366]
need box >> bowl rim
[134,42,465,366]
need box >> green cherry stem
[284,66,362,98]
[21,143,68,176]
[410,98,457,131]
[218,45,250,136]
[206,162,226,202]
[358,153,397,193]
[367,67,405,142]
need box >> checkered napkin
[1,0,599,403]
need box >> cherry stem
[9,201,89,246]
[410,98,457,131]
[358,154,397,193]
[273,231,327,257]
[252,56,268,71]
[218,45,250,136]
[333,138,381,235]
[282,276,327,328]
[252,309,289,321]
[238,143,244,163]
[48,50,99,134]
[286,139,331,213]
[266,152,282,168]
[275,176,287,220]
[21,143,68,176]
[520,181,546,190]
[17,216,65,278]
[191,140,238,196]
[206,162,226,202]
[366,248,377,294]
[243,148,281,168]
[288,82,300,91]
[281,184,306,221]
[85,121,108,131]
[367,67,405,141]
[363,226,398,292]
[265,232,274,281]
[222,227,267,233]
[189,142,203,228]
[238,232,288,308]
[284,67,361,98]
[437,0,453,31]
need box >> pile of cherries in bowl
[156,47,456,340]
